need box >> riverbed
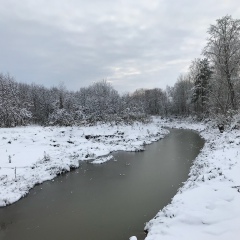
[0,129,204,240]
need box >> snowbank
[144,119,240,240]
[0,119,168,207]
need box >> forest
[1,15,240,129]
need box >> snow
[1,117,240,240]
[91,155,114,164]
[0,118,168,207]
[143,119,240,240]
[129,237,137,240]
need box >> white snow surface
[0,119,168,207]
[143,119,240,240]
[129,237,137,240]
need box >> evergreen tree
[191,58,212,116]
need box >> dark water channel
[0,129,204,240]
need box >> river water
[0,129,204,240]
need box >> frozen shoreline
[143,119,240,240]
[0,118,168,207]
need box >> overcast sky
[0,0,239,93]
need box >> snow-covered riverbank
[143,119,240,240]
[2,117,239,239]
[0,119,168,207]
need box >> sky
[0,0,240,93]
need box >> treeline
[115,15,240,126]
[0,15,240,128]
[165,15,240,123]
[0,73,173,127]
[0,74,151,127]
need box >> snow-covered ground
[0,119,168,207]
[143,119,240,240]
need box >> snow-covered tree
[190,58,212,117]
[144,88,169,116]
[171,75,193,116]
[76,80,120,123]
[0,74,32,127]
[204,15,240,111]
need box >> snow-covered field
[143,119,240,240]
[0,119,168,207]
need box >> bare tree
[204,15,240,111]
[171,74,193,116]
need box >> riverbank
[0,118,168,207]
[143,118,240,240]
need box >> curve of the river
[0,129,204,240]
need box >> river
[0,129,204,240]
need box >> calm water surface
[0,129,204,240]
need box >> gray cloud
[0,0,239,92]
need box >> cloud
[0,0,239,92]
